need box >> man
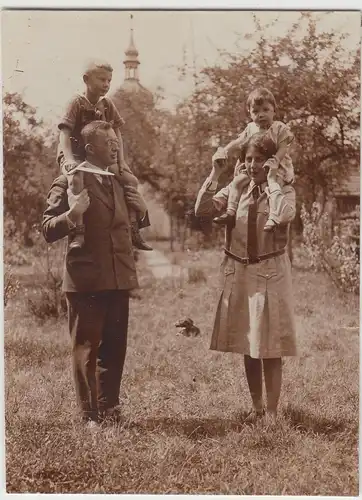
[43,120,147,426]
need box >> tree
[3,92,57,245]
[112,87,166,191]
[157,13,360,218]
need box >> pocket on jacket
[222,257,236,276]
[66,251,100,287]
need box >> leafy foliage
[3,92,58,245]
[155,13,360,215]
[300,203,359,294]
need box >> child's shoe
[213,213,236,228]
[263,219,277,232]
[131,222,153,251]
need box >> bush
[187,266,207,284]
[26,239,67,322]
[300,203,359,294]
[4,266,19,307]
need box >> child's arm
[265,123,294,170]
[212,126,249,160]
[263,134,294,174]
[273,141,289,165]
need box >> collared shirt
[196,174,295,258]
[57,94,124,164]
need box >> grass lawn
[4,245,359,495]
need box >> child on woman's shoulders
[213,87,295,231]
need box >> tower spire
[124,13,140,81]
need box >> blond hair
[83,59,113,78]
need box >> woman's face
[244,145,268,185]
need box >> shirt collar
[247,180,268,197]
[78,93,105,106]
[84,160,109,183]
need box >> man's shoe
[99,405,123,425]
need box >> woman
[195,132,297,423]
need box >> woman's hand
[211,147,228,180]
[265,157,279,185]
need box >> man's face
[249,100,275,130]
[245,145,268,185]
[85,69,113,97]
[91,128,119,166]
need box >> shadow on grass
[126,411,261,440]
[282,405,357,439]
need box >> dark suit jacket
[42,164,144,292]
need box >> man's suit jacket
[42,164,142,292]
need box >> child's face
[249,100,275,129]
[85,69,113,97]
[244,145,268,185]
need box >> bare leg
[262,357,282,420]
[244,355,263,412]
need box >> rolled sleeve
[195,177,231,217]
[58,96,80,131]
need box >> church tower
[119,14,153,100]
[123,15,140,82]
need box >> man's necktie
[247,186,259,262]
[102,175,113,194]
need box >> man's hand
[67,189,90,222]
[124,186,147,215]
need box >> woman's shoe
[243,408,265,423]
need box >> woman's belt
[224,247,286,265]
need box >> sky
[2,10,361,128]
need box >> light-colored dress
[195,176,297,359]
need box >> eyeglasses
[106,139,120,149]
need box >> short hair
[246,87,277,111]
[81,120,112,144]
[239,132,277,162]
[83,59,113,78]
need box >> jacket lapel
[84,171,114,212]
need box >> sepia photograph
[2,7,360,495]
